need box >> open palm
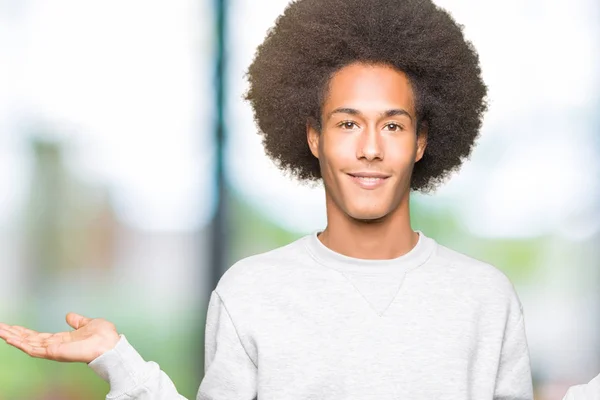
[0,312,120,364]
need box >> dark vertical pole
[198,0,230,386]
[211,0,228,292]
[200,0,228,383]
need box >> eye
[338,121,358,130]
[384,123,404,132]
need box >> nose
[357,125,383,161]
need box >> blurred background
[0,0,598,399]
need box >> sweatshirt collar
[304,230,436,274]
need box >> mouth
[347,172,390,189]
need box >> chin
[346,208,390,223]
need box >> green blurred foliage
[0,318,202,399]
[410,196,541,283]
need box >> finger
[1,326,50,341]
[66,313,92,330]
[0,328,20,342]
[11,325,39,337]
[0,326,27,340]
[0,327,59,347]
[5,337,50,359]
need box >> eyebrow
[325,107,413,122]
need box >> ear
[306,121,320,159]
[415,122,428,163]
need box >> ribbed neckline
[303,230,436,274]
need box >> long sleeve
[87,290,258,400]
[493,314,534,400]
[562,373,600,400]
[88,335,187,400]
[197,291,258,400]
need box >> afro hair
[245,0,488,193]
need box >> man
[1,0,597,398]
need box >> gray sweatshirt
[90,230,538,399]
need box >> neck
[319,195,417,260]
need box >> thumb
[65,312,92,330]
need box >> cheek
[384,136,417,164]
[321,134,356,167]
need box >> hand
[0,312,120,364]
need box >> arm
[197,291,258,400]
[562,373,600,400]
[0,291,258,400]
[88,335,188,400]
[494,314,534,400]
[0,313,188,399]
[89,290,260,399]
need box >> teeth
[357,177,380,181]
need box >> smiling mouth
[347,173,390,189]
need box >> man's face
[307,62,427,222]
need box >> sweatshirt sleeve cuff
[562,373,600,400]
[88,334,151,395]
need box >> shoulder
[214,235,310,298]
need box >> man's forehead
[324,65,415,110]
